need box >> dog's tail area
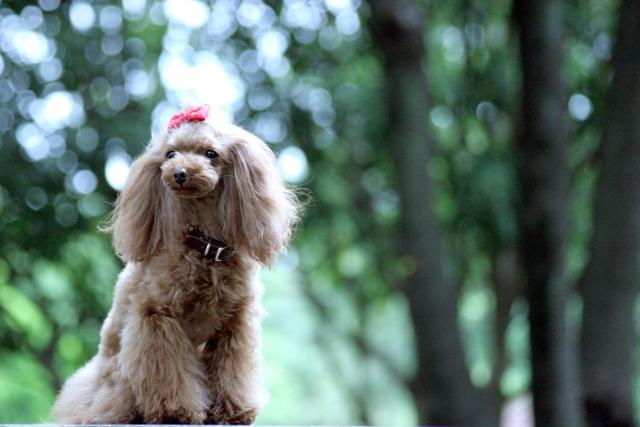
[52,354,139,424]
[51,356,101,423]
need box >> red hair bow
[167,105,210,131]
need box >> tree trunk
[513,0,584,426]
[368,1,497,425]
[580,1,640,425]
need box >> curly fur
[52,119,299,424]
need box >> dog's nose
[173,168,188,185]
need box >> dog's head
[106,107,299,265]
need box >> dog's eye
[166,150,176,159]
[205,150,218,160]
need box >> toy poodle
[52,105,300,424]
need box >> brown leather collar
[184,226,234,262]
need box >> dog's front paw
[145,407,207,425]
[163,408,207,424]
[142,397,208,425]
[205,400,257,425]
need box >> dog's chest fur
[133,250,256,346]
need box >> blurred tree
[580,0,640,425]
[368,0,498,424]
[513,0,584,425]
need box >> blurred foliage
[0,0,626,424]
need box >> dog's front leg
[118,307,210,424]
[202,301,266,425]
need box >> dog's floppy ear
[104,148,176,262]
[220,131,299,265]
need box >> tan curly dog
[52,106,300,424]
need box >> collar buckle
[214,246,225,262]
[185,226,234,262]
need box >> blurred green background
[0,0,635,426]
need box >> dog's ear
[104,148,176,262]
[220,133,299,265]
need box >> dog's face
[159,124,226,199]
[107,119,299,265]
